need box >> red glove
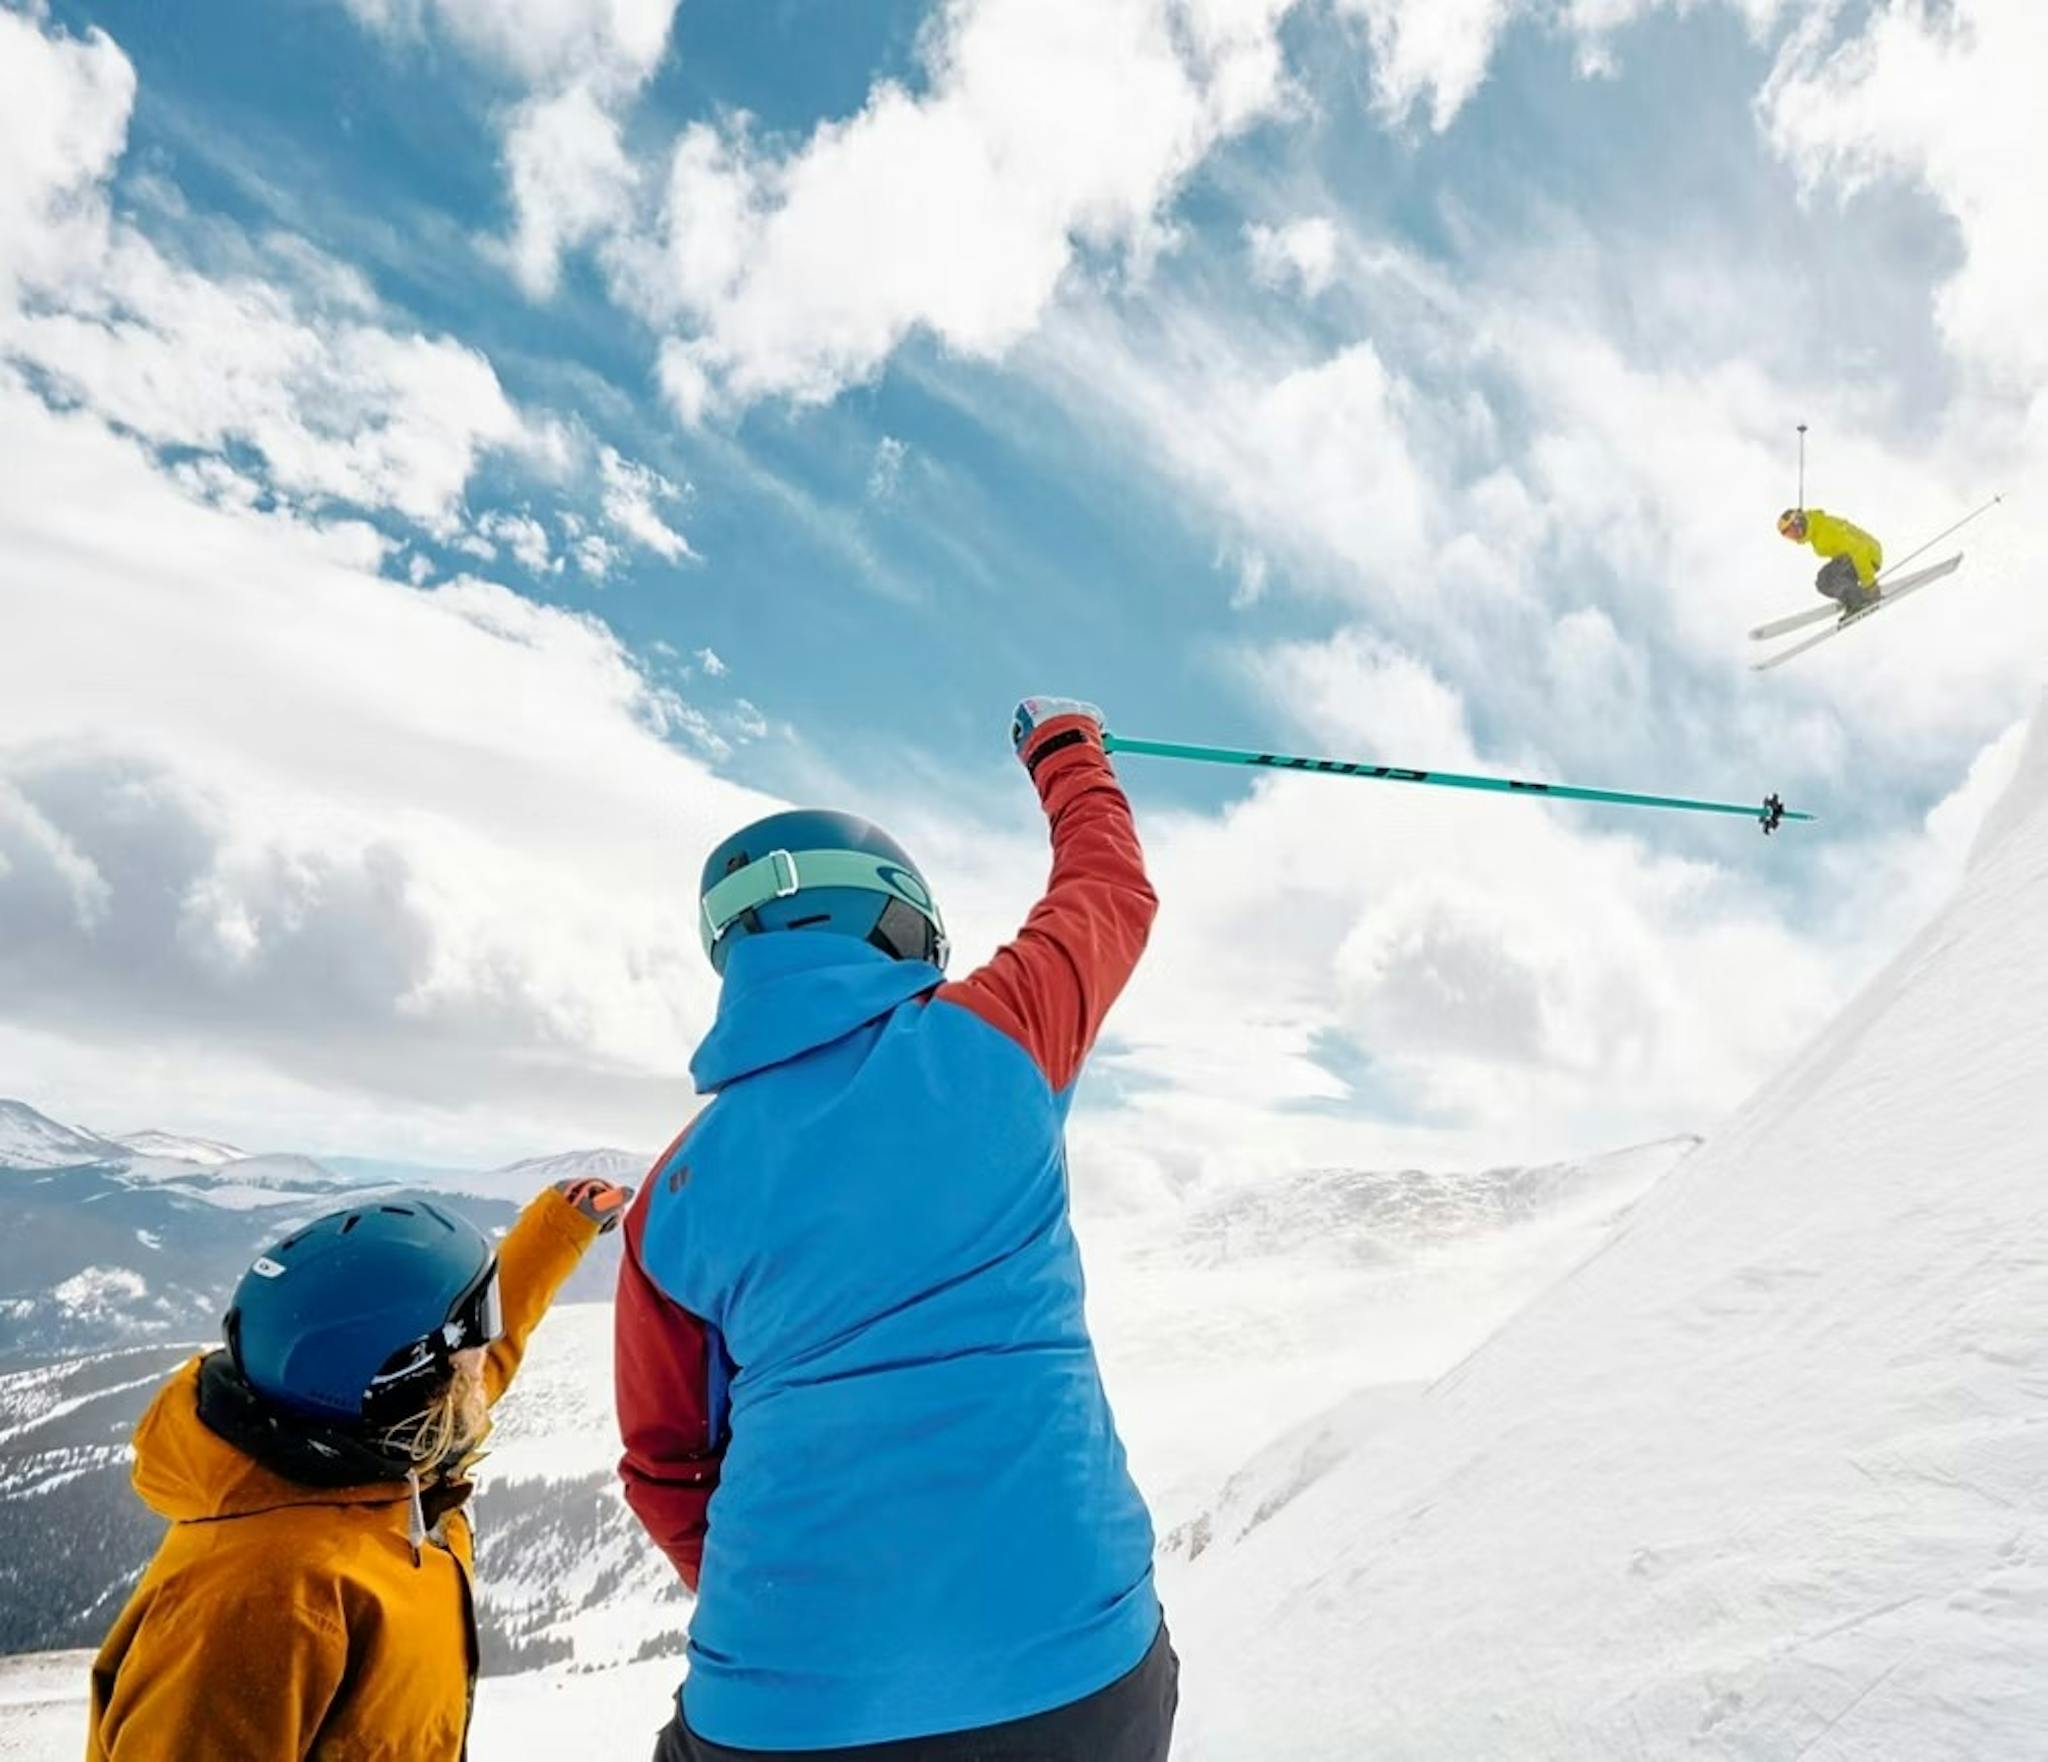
[554,1177,632,1233]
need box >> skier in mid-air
[616,696,1177,1762]
[1778,505,1884,615]
[87,1176,629,1760]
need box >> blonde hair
[381,1354,491,1471]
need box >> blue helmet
[699,808,947,975]
[224,1200,502,1428]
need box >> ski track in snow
[4,701,2046,1758]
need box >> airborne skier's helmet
[224,1200,502,1429]
[698,808,948,976]
[1777,508,1808,541]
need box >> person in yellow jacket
[1778,507,1884,615]
[87,1176,630,1762]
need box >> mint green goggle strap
[699,847,947,959]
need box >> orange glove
[554,1177,633,1233]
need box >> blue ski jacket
[615,716,1163,1750]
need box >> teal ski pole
[1101,734,1814,834]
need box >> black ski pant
[1815,554,1869,608]
[650,1623,1179,1762]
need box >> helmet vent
[340,1214,359,1234]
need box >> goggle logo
[875,863,935,913]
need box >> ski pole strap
[1102,735,1814,833]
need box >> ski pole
[1102,734,1814,834]
[1796,423,1807,508]
[1877,493,2004,584]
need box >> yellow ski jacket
[1800,509,1883,585]
[86,1188,599,1762]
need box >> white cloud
[0,9,132,301]
[1036,305,1444,609]
[613,0,1301,422]
[694,646,727,677]
[1329,0,1792,129]
[1765,1,2048,394]
[1332,0,1522,130]
[338,0,678,301]
[0,13,530,535]
[7,232,527,532]
[478,508,559,573]
[0,368,759,1157]
[338,0,676,92]
[598,443,695,563]
[1246,216,1339,297]
[867,435,908,501]
[499,83,639,298]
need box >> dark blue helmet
[224,1200,501,1428]
[698,808,947,975]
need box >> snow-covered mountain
[428,1147,653,1205]
[0,1109,631,1364]
[0,1104,123,1172]
[109,1130,243,1167]
[1159,698,2048,1758]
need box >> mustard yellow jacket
[1801,508,1883,585]
[87,1189,598,1762]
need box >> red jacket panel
[615,1129,723,1592]
[938,716,1158,1092]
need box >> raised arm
[939,700,1159,1093]
[615,1141,726,1591]
[482,1181,619,1405]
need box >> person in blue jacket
[615,697,1176,1761]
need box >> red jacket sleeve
[615,1136,724,1593]
[938,715,1158,1091]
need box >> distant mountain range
[0,1097,653,1364]
[0,1088,1696,1684]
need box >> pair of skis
[1748,554,1963,671]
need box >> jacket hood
[132,1356,414,1523]
[690,933,942,1094]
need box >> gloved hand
[1010,697,1105,760]
[554,1177,633,1233]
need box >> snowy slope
[1165,699,2048,1759]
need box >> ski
[1749,602,1840,642]
[1751,555,1964,673]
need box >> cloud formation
[606,0,1299,421]
[1,8,530,534]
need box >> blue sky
[3,0,2043,1185]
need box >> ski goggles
[363,1258,502,1423]
[440,1258,503,1354]
[699,846,948,965]
[1777,510,1806,538]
